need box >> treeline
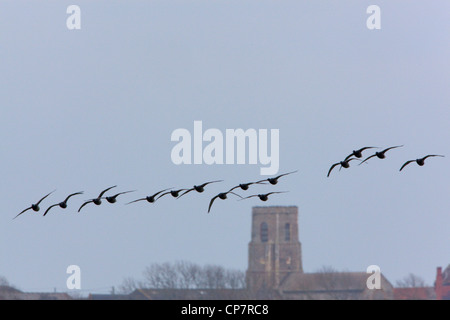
[119,260,246,293]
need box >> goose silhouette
[359,145,404,165]
[104,190,135,203]
[327,158,359,177]
[14,190,55,219]
[78,185,117,212]
[256,170,298,185]
[344,147,377,161]
[43,191,84,216]
[178,180,223,198]
[208,189,243,213]
[229,180,267,191]
[156,189,189,200]
[126,188,172,205]
[239,191,288,202]
[399,155,445,172]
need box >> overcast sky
[0,1,449,294]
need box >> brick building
[246,206,394,299]
[246,206,303,290]
[435,265,450,300]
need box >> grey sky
[0,1,449,293]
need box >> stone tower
[246,206,303,290]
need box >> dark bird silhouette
[104,190,135,203]
[327,158,360,177]
[43,191,84,216]
[359,145,404,165]
[208,189,243,213]
[156,189,189,200]
[256,170,298,185]
[78,185,117,212]
[178,180,223,198]
[14,190,55,219]
[126,188,172,205]
[239,191,288,202]
[399,155,445,172]
[344,147,377,161]
[229,180,267,191]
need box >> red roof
[393,287,435,300]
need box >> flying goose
[256,170,298,185]
[78,185,117,212]
[239,191,288,202]
[43,191,83,216]
[228,180,267,191]
[126,188,172,205]
[14,190,55,219]
[105,190,135,203]
[327,158,359,177]
[156,189,189,200]
[359,145,404,165]
[177,180,223,198]
[344,147,377,161]
[208,189,243,213]
[399,155,445,172]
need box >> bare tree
[119,260,246,295]
[395,273,431,300]
[118,276,145,294]
[396,273,427,288]
[143,262,179,289]
[225,268,246,289]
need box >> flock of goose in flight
[13,171,298,219]
[327,145,444,177]
[14,145,445,220]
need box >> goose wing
[13,206,32,220]
[36,190,55,206]
[126,198,146,205]
[208,195,220,213]
[274,170,298,180]
[266,191,288,196]
[327,163,340,177]
[177,188,195,199]
[98,185,117,198]
[382,145,404,154]
[422,154,445,161]
[358,146,377,152]
[78,200,93,212]
[64,191,84,204]
[152,188,173,198]
[199,180,223,188]
[238,194,259,201]
[399,160,414,172]
[156,191,171,200]
[43,204,59,217]
[359,154,376,165]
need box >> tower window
[285,223,291,241]
[260,222,268,242]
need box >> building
[246,206,303,290]
[435,265,450,300]
[393,286,435,300]
[0,285,72,300]
[246,206,394,299]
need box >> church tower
[246,206,303,290]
